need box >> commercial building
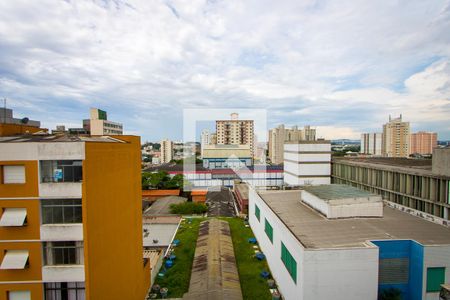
[360,133,382,156]
[249,184,450,300]
[160,139,174,163]
[268,125,316,164]
[284,141,331,186]
[216,113,254,157]
[144,164,284,188]
[411,131,438,156]
[82,108,123,135]
[202,144,252,169]
[382,115,410,157]
[0,134,150,299]
[332,150,450,222]
[0,108,41,128]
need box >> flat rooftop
[0,134,126,143]
[258,190,450,249]
[303,184,376,200]
[143,196,187,215]
[332,157,434,175]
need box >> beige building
[83,108,123,135]
[216,113,254,157]
[410,131,437,155]
[382,115,410,157]
[160,139,174,163]
[360,133,382,156]
[268,125,316,164]
[202,144,252,169]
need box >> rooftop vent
[301,184,383,219]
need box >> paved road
[206,187,236,217]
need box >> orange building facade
[410,131,437,155]
[0,135,150,300]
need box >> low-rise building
[202,144,252,169]
[249,184,450,300]
[332,153,450,222]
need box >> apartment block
[160,139,174,163]
[0,135,150,300]
[360,133,382,156]
[382,115,410,157]
[200,129,211,158]
[284,141,331,186]
[82,108,123,135]
[216,113,254,157]
[410,131,438,155]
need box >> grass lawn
[224,217,273,300]
[152,217,205,298]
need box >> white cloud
[0,0,449,140]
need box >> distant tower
[382,115,410,157]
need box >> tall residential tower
[382,115,410,157]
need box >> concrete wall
[83,136,150,300]
[432,148,450,177]
[249,188,378,300]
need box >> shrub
[169,202,207,215]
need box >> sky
[0,0,449,142]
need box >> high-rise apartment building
[83,108,123,135]
[268,125,316,164]
[360,133,382,156]
[0,134,150,300]
[160,139,174,163]
[200,129,211,158]
[410,131,437,155]
[216,113,254,157]
[382,115,410,157]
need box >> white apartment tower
[216,113,254,157]
[160,139,174,163]
[360,133,382,156]
[200,129,211,158]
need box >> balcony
[39,160,83,198]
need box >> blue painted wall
[372,240,423,300]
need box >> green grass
[152,217,272,300]
[224,217,272,300]
[152,217,205,298]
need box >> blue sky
[0,0,449,141]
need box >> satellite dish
[21,117,29,124]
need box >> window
[40,160,82,183]
[281,242,297,283]
[3,165,25,184]
[7,291,31,300]
[426,267,445,292]
[255,205,260,221]
[43,242,83,265]
[41,199,82,224]
[45,282,85,300]
[264,219,273,243]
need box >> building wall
[284,142,331,186]
[0,124,46,136]
[249,188,378,300]
[361,133,382,156]
[332,160,450,221]
[83,136,149,300]
[423,245,450,300]
[432,148,450,177]
[410,132,437,155]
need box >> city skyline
[0,1,449,141]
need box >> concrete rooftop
[303,184,377,201]
[258,190,450,249]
